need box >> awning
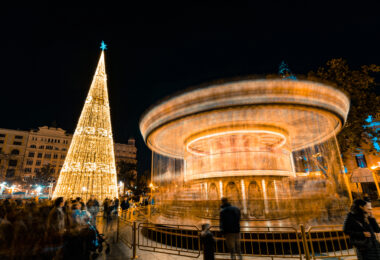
[350,168,374,183]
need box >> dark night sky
[1,5,379,174]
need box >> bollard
[300,224,310,260]
[132,221,138,259]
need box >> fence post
[132,221,138,259]
[300,224,311,260]
[116,215,120,243]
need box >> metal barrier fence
[138,223,201,258]
[211,226,303,259]
[305,225,356,260]
[117,209,357,259]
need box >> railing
[211,226,303,259]
[305,225,356,259]
[138,222,201,258]
[117,208,357,259]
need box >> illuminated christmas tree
[53,42,118,202]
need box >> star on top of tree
[100,41,107,50]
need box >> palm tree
[117,160,137,195]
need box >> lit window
[355,154,367,168]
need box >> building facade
[0,129,29,179]
[114,139,137,165]
[344,113,380,197]
[0,126,137,181]
[23,126,72,179]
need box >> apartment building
[0,126,137,181]
[0,129,29,179]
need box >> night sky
[1,5,379,174]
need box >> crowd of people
[2,193,380,260]
[0,196,125,259]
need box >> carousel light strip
[185,130,287,156]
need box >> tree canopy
[117,160,137,193]
[308,58,380,156]
[33,163,55,186]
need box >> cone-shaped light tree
[53,42,118,202]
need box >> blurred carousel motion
[139,79,351,226]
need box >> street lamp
[118,181,124,196]
[370,163,380,198]
[0,182,6,195]
[35,186,42,196]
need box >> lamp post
[148,183,155,217]
[370,164,380,199]
[36,186,42,197]
[119,181,124,196]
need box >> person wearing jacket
[47,197,65,235]
[46,197,65,258]
[220,197,242,260]
[343,198,380,259]
[200,223,215,260]
[86,195,100,226]
[120,197,130,211]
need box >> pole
[300,224,311,260]
[116,215,120,242]
[132,221,138,259]
[343,173,353,203]
[151,151,153,183]
[371,170,380,198]
[334,135,353,203]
